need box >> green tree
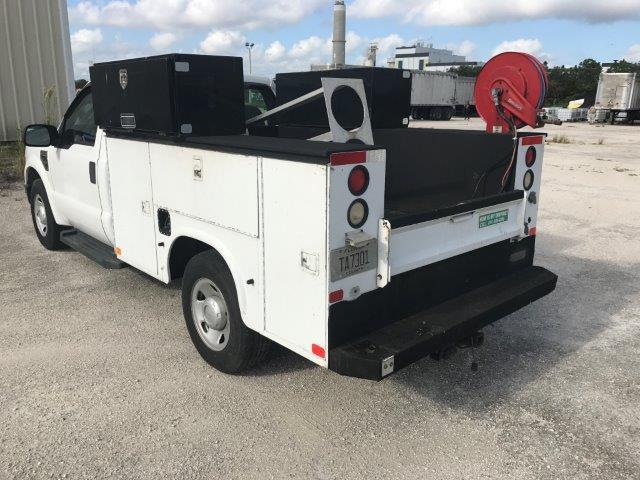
[607,60,640,73]
[75,79,88,90]
[448,65,483,77]
[545,59,602,107]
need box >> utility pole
[245,42,255,74]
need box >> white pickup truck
[23,53,557,380]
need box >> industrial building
[0,0,74,141]
[388,43,483,72]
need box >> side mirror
[24,124,59,148]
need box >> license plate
[330,241,377,282]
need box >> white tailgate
[388,197,525,276]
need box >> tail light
[348,199,369,228]
[525,146,537,167]
[348,166,369,196]
[523,170,535,190]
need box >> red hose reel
[475,52,549,134]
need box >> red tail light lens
[525,146,537,167]
[348,166,369,196]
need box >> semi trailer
[594,72,640,124]
[454,76,477,117]
[409,70,457,121]
[23,52,557,381]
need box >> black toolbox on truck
[275,67,412,130]
[90,54,245,137]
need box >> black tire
[29,179,65,250]
[182,250,270,373]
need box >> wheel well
[169,237,227,281]
[25,168,41,198]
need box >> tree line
[450,59,640,107]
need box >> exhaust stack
[332,1,346,67]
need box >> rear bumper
[328,265,557,380]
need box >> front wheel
[182,250,269,373]
[29,179,65,250]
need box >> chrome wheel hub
[191,278,230,351]
[33,194,48,236]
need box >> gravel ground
[1,119,639,480]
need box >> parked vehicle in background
[409,70,456,121]
[594,72,640,124]
[454,76,477,117]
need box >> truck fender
[164,231,252,328]
[23,160,71,227]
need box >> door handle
[450,212,475,223]
[89,161,96,184]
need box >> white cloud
[199,30,246,55]
[345,31,364,54]
[492,38,551,63]
[288,36,328,59]
[70,28,103,54]
[625,44,640,62]
[350,0,640,25]
[149,32,178,51]
[70,0,327,31]
[492,38,542,56]
[265,41,285,62]
[456,40,476,57]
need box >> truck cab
[23,53,557,381]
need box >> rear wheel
[29,179,65,250]
[182,250,269,373]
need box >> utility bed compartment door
[107,138,159,277]
[388,193,525,276]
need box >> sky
[67,0,640,79]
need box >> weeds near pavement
[549,135,571,144]
[0,142,21,182]
[0,86,56,183]
[42,86,57,126]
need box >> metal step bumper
[328,266,558,381]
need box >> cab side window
[61,92,97,147]
[244,85,275,120]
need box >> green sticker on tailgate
[479,209,509,228]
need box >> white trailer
[594,72,640,124]
[454,76,477,116]
[22,54,557,380]
[409,71,457,121]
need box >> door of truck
[49,88,107,243]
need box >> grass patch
[0,141,22,182]
[549,135,571,144]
